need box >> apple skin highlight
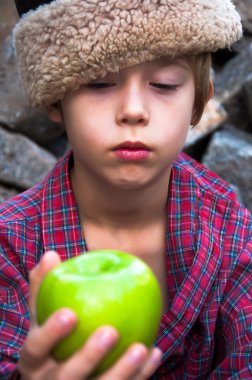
[36,250,162,375]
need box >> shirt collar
[41,151,87,260]
[158,153,234,357]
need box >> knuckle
[60,344,109,379]
[21,338,41,361]
[20,325,50,362]
[29,266,39,282]
[79,346,104,368]
[55,371,67,380]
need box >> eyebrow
[157,57,191,71]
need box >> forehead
[102,56,193,79]
[155,56,193,70]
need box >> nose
[116,82,149,127]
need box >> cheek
[69,126,102,151]
[156,84,195,125]
[153,97,194,154]
[157,103,193,136]
[63,103,101,146]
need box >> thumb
[29,251,61,323]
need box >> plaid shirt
[0,151,251,380]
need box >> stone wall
[0,0,252,211]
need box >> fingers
[99,345,162,380]
[99,343,149,380]
[55,327,160,380]
[18,308,77,373]
[55,326,119,380]
[134,347,162,380]
[19,314,161,380]
[29,251,61,320]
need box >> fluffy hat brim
[13,0,242,107]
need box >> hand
[18,251,162,380]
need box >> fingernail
[98,328,118,348]
[44,251,58,260]
[127,345,146,364]
[41,251,61,273]
[151,348,162,366]
[57,310,76,326]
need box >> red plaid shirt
[0,151,251,379]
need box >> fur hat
[13,0,242,108]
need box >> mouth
[113,141,151,150]
[112,141,151,161]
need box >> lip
[112,141,151,150]
[112,141,151,161]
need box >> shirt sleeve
[209,234,252,379]
[0,222,31,380]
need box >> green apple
[36,250,162,375]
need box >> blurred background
[0,0,251,211]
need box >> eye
[150,83,179,91]
[86,83,115,89]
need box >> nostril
[121,118,146,125]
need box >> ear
[207,80,214,103]
[46,102,63,123]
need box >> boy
[0,0,251,378]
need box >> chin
[102,166,163,191]
[112,175,154,191]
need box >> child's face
[50,58,196,189]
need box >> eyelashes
[149,83,179,90]
[86,83,115,89]
[86,83,179,91]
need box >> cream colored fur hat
[13,0,242,108]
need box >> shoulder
[0,157,55,237]
[0,182,45,267]
[0,182,44,223]
[174,152,237,203]
[0,154,67,271]
[0,151,72,248]
[0,183,44,276]
[0,152,69,224]
[174,154,251,297]
[175,152,252,251]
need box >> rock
[0,0,18,41]
[243,73,252,122]
[202,126,252,212]
[234,0,252,34]
[0,183,19,203]
[185,98,226,148]
[0,5,64,146]
[214,44,252,131]
[0,35,64,145]
[233,36,252,54]
[0,125,57,190]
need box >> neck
[71,161,171,230]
